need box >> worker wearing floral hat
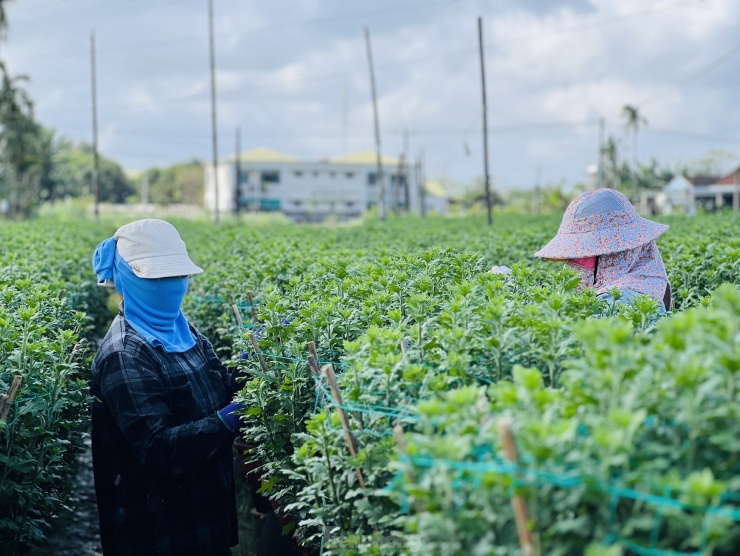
[538,188,671,311]
[90,219,244,556]
[492,188,672,312]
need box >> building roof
[422,179,448,198]
[330,150,401,167]
[717,168,740,185]
[686,175,720,186]
[226,147,302,164]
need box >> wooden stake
[400,339,409,355]
[322,364,366,489]
[68,343,80,365]
[497,417,535,556]
[307,341,319,363]
[307,354,321,377]
[0,376,23,420]
[232,304,243,328]
[247,291,258,323]
[249,333,268,373]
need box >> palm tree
[601,136,620,190]
[0,1,11,38]
[0,61,37,215]
[621,105,648,168]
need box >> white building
[655,170,740,214]
[204,148,448,222]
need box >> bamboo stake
[322,363,379,533]
[249,333,268,373]
[247,291,258,323]
[400,339,409,355]
[308,341,319,363]
[232,304,243,328]
[497,417,535,556]
[68,343,80,365]
[0,376,23,420]
[322,364,366,489]
[307,354,321,377]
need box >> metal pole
[534,165,542,215]
[597,117,605,189]
[478,17,492,226]
[419,149,426,217]
[142,173,149,207]
[364,27,385,221]
[90,31,100,224]
[235,126,241,215]
[402,129,410,212]
[208,0,220,225]
[341,86,349,154]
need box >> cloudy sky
[3,0,740,191]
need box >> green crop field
[1,213,739,555]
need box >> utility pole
[364,27,385,221]
[90,31,100,224]
[402,130,410,212]
[141,173,149,208]
[419,149,426,217]
[478,17,492,226]
[597,117,605,189]
[235,126,241,216]
[208,0,220,225]
[341,86,349,154]
[533,165,542,215]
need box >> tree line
[0,3,203,218]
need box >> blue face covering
[93,238,196,353]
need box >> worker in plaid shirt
[90,220,245,556]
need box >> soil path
[32,435,102,556]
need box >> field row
[0,213,739,554]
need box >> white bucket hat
[114,219,203,279]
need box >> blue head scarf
[93,237,196,353]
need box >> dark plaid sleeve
[97,348,235,476]
[193,327,241,395]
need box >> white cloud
[2,0,739,188]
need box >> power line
[646,127,740,143]
[13,0,458,48]
[5,0,713,122]
[636,41,740,108]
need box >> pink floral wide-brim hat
[534,188,669,259]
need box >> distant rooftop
[687,175,720,186]
[223,148,405,167]
[330,150,401,167]
[226,147,302,164]
[423,179,447,198]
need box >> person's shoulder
[94,315,150,366]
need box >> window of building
[293,171,304,178]
[368,172,377,186]
[345,172,355,179]
[261,171,280,184]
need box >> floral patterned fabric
[567,241,668,302]
[535,188,669,259]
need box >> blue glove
[217,403,245,432]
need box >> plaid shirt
[90,313,240,556]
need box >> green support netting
[239,348,740,555]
